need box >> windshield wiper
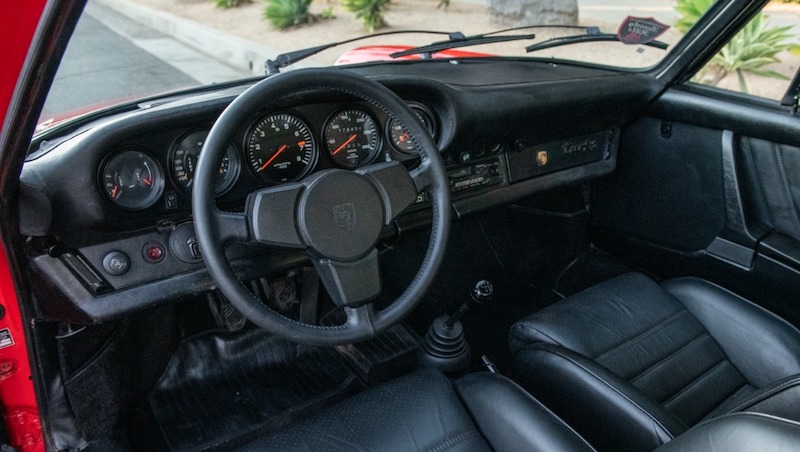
[266,30,465,75]
[389,25,606,59]
[525,26,668,53]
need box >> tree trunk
[488,0,578,27]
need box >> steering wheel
[192,68,451,346]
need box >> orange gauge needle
[259,144,287,171]
[111,185,119,198]
[332,134,357,155]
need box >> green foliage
[343,0,391,32]
[710,14,797,92]
[214,0,251,8]
[675,0,799,93]
[437,0,450,9]
[321,6,336,19]
[674,0,712,33]
[264,0,314,29]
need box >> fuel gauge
[102,151,164,210]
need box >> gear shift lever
[418,280,493,373]
[445,279,493,328]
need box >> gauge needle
[111,185,119,198]
[260,144,287,171]
[332,134,357,155]
[143,177,152,187]
[399,132,410,143]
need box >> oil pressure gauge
[102,150,164,210]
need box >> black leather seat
[234,368,595,451]
[510,272,800,452]
[232,365,800,451]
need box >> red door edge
[0,245,43,452]
[0,1,49,451]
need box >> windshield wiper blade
[525,27,668,53]
[389,25,601,59]
[265,30,465,75]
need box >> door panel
[592,87,800,326]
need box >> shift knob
[471,280,493,304]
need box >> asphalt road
[40,2,248,122]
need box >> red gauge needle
[399,132,410,143]
[332,134,357,155]
[259,144,287,171]
[142,177,152,187]
[111,185,119,198]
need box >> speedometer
[324,108,381,169]
[246,113,316,184]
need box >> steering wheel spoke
[215,210,251,244]
[358,161,418,224]
[193,68,450,345]
[246,183,305,248]
[314,249,381,308]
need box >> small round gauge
[387,105,436,156]
[171,130,240,196]
[102,151,164,210]
[324,108,381,169]
[246,113,316,184]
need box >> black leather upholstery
[655,413,800,452]
[236,368,596,452]
[454,372,595,452]
[510,273,800,452]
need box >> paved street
[40,2,248,122]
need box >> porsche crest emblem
[333,202,357,231]
[536,150,549,167]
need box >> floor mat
[133,328,365,452]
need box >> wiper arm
[525,27,668,53]
[389,25,596,59]
[265,30,464,75]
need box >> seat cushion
[510,273,800,451]
[234,368,595,452]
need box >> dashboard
[21,60,663,324]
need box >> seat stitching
[629,332,710,385]
[595,310,690,361]
[702,383,754,420]
[724,375,800,414]
[425,429,481,452]
[662,358,730,406]
[542,347,678,440]
[511,323,567,347]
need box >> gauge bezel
[323,107,383,169]
[99,149,165,211]
[386,102,438,157]
[244,111,318,184]
[169,129,241,197]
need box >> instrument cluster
[98,102,437,211]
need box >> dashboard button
[142,242,166,263]
[103,251,130,276]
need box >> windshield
[38,0,709,129]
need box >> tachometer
[102,150,164,210]
[171,130,240,196]
[324,108,381,169]
[246,113,316,184]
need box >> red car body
[2,2,55,451]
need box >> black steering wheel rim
[193,68,450,346]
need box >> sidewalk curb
[94,0,274,75]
